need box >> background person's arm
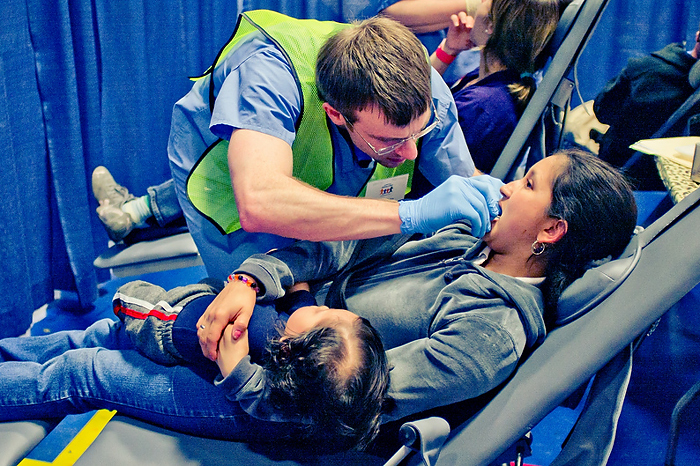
[592,65,633,126]
[429,12,475,74]
[381,0,469,34]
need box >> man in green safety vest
[167,10,503,342]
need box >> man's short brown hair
[316,16,431,127]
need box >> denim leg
[147,179,183,226]
[0,318,131,363]
[113,280,219,365]
[0,322,294,441]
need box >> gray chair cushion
[0,421,51,466]
[555,234,642,327]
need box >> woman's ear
[485,16,494,35]
[322,102,346,126]
[539,218,568,245]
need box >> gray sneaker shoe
[92,167,136,241]
[92,166,135,208]
[96,204,134,242]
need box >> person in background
[593,22,700,190]
[428,0,560,173]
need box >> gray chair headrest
[555,233,642,327]
[689,59,700,89]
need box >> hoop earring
[532,241,546,256]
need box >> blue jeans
[0,319,290,441]
[147,178,183,226]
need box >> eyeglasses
[344,102,440,157]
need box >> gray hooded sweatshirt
[222,221,547,423]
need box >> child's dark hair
[265,317,389,451]
[540,148,637,324]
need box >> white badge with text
[364,174,409,200]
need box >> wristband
[228,273,260,294]
[435,45,456,65]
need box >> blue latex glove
[398,175,504,237]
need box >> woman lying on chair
[197,148,637,423]
[0,149,636,452]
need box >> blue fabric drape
[0,0,698,338]
[26,0,99,305]
[0,0,53,337]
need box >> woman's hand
[197,276,257,361]
[444,12,476,55]
[216,324,249,378]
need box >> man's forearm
[235,174,404,241]
[229,129,404,241]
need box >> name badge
[364,174,409,201]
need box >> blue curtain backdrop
[0,0,697,338]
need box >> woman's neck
[478,52,507,80]
[481,248,546,278]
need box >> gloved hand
[399,175,504,237]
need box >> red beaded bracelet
[435,45,456,65]
[228,273,260,294]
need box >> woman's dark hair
[264,317,389,451]
[541,148,637,323]
[483,0,559,111]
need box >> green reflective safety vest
[186,9,415,234]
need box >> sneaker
[92,166,134,208]
[96,204,134,242]
[92,167,135,241]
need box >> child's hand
[216,324,250,378]
[197,276,257,361]
[444,12,476,55]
